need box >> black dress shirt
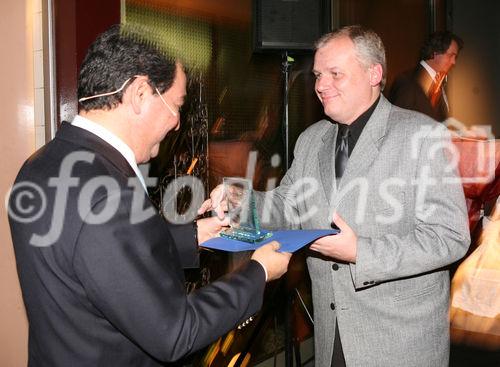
[335,96,380,156]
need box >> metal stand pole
[281,50,295,367]
[281,51,293,169]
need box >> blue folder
[201,229,339,253]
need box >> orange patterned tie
[429,71,446,108]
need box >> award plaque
[220,177,273,243]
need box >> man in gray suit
[203,25,470,366]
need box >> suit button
[332,263,339,271]
[363,281,369,286]
[330,302,335,310]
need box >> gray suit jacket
[255,96,470,366]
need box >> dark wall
[448,0,500,137]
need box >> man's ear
[369,64,383,86]
[123,76,151,115]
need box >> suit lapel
[415,65,433,98]
[318,123,337,204]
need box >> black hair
[77,24,177,111]
[420,31,464,60]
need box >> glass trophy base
[220,228,273,243]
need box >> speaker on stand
[253,0,331,169]
[252,1,331,366]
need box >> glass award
[220,177,273,243]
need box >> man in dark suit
[8,25,290,366]
[389,31,463,122]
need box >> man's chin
[150,150,159,160]
[144,146,160,162]
[323,106,338,120]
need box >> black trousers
[331,320,346,367]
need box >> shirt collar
[420,60,437,80]
[348,95,380,145]
[71,115,147,192]
[335,96,379,156]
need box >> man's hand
[196,216,230,244]
[309,213,357,263]
[198,184,227,219]
[251,242,292,282]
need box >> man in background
[389,31,463,122]
[8,25,290,366]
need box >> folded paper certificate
[201,229,339,253]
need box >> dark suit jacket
[388,64,448,122]
[9,122,266,366]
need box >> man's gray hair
[315,25,387,90]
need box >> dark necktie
[335,124,349,179]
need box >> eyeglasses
[154,87,178,117]
[79,76,179,118]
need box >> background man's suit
[389,64,448,122]
[9,122,265,366]
[255,96,469,366]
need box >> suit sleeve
[167,222,199,269]
[351,125,470,287]
[73,190,266,362]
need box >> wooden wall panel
[54,0,120,125]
